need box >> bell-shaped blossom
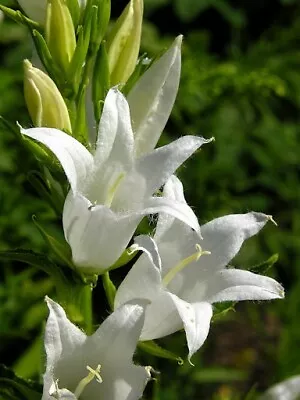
[260,376,300,400]
[115,175,284,360]
[42,297,150,400]
[22,89,210,271]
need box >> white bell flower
[42,297,150,400]
[22,89,211,272]
[260,375,300,400]
[115,175,284,361]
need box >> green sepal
[250,253,279,275]
[0,5,40,30]
[73,83,89,144]
[138,340,184,364]
[66,0,81,28]
[91,0,111,49]
[0,364,42,400]
[32,216,74,269]
[122,53,152,95]
[68,12,94,97]
[212,301,236,322]
[108,246,138,271]
[31,29,65,88]
[92,41,110,124]
[102,271,116,310]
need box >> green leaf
[0,364,42,400]
[138,340,183,364]
[250,253,279,275]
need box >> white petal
[127,36,182,156]
[18,0,47,24]
[155,175,193,239]
[168,294,213,361]
[63,193,141,271]
[95,89,134,170]
[174,212,273,298]
[145,196,200,233]
[115,237,163,308]
[200,212,271,271]
[42,297,86,400]
[260,376,300,400]
[133,235,162,270]
[115,237,182,340]
[21,127,94,193]
[200,269,284,303]
[113,136,213,207]
[86,302,150,400]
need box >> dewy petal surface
[21,127,94,193]
[43,298,149,400]
[127,36,182,156]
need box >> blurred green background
[1,0,300,398]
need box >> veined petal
[168,293,213,361]
[95,89,134,170]
[113,135,213,207]
[127,36,182,156]
[18,0,47,24]
[21,127,94,193]
[260,376,300,400]
[200,269,284,303]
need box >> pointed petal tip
[174,35,183,47]
[267,214,278,226]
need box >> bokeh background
[1,0,300,398]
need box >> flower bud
[45,0,76,73]
[24,60,72,132]
[106,0,143,86]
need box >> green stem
[81,283,93,334]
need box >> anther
[74,364,102,398]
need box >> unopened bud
[24,60,72,132]
[106,0,143,86]
[45,0,76,73]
